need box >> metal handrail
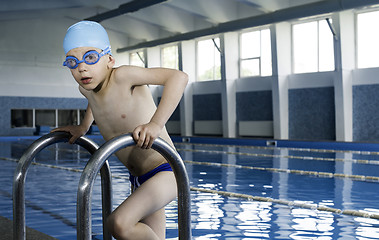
[12,131,112,240]
[77,133,192,240]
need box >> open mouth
[81,77,92,84]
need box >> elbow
[167,70,188,88]
[180,71,189,86]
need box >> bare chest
[87,85,157,138]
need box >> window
[11,109,33,128]
[129,51,145,67]
[357,10,379,69]
[293,19,335,73]
[58,110,78,126]
[79,109,86,125]
[240,29,272,77]
[161,45,179,69]
[197,38,221,81]
[35,109,56,127]
[11,108,90,129]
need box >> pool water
[1,137,379,239]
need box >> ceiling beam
[117,0,379,53]
[127,5,212,34]
[85,0,168,22]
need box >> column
[221,32,238,138]
[180,40,196,136]
[333,11,354,141]
[272,22,291,139]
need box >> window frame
[129,50,146,68]
[195,36,222,82]
[11,109,34,128]
[239,27,272,78]
[291,16,335,74]
[160,43,180,70]
[355,7,379,69]
[11,108,87,129]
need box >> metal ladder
[12,132,112,240]
[13,132,192,239]
[77,133,192,240]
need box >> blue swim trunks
[129,163,172,191]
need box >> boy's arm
[79,105,95,133]
[52,104,94,144]
[129,67,188,148]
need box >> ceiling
[1,0,377,52]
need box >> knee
[106,214,133,239]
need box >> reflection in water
[355,208,379,239]
[195,193,224,230]
[236,201,272,238]
[175,144,379,239]
[290,208,334,239]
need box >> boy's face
[66,46,114,92]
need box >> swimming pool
[1,136,379,239]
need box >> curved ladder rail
[77,133,192,240]
[13,131,113,240]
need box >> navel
[121,114,126,119]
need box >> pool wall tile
[288,87,336,140]
[236,91,273,121]
[193,93,222,121]
[353,84,379,142]
[0,96,87,136]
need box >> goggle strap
[100,46,111,57]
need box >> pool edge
[0,215,58,240]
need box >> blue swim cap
[63,21,112,55]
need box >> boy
[53,21,188,240]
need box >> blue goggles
[63,47,111,69]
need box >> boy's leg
[107,171,177,240]
[140,207,166,239]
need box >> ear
[107,55,115,69]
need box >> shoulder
[113,65,146,78]
[112,65,150,86]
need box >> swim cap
[63,21,112,55]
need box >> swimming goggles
[63,47,111,69]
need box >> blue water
[1,137,379,239]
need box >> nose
[77,61,87,72]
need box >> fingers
[51,126,72,134]
[51,127,65,132]
[137,128,147,148]
[133,129,151,149]
[146,136,154,149]
[132,125,157,149]
[132,126,142,145]
[68,134,79,144]
[51,126,81,144]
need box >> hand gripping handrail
[13,131,113,240]
[77,133,192,240]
